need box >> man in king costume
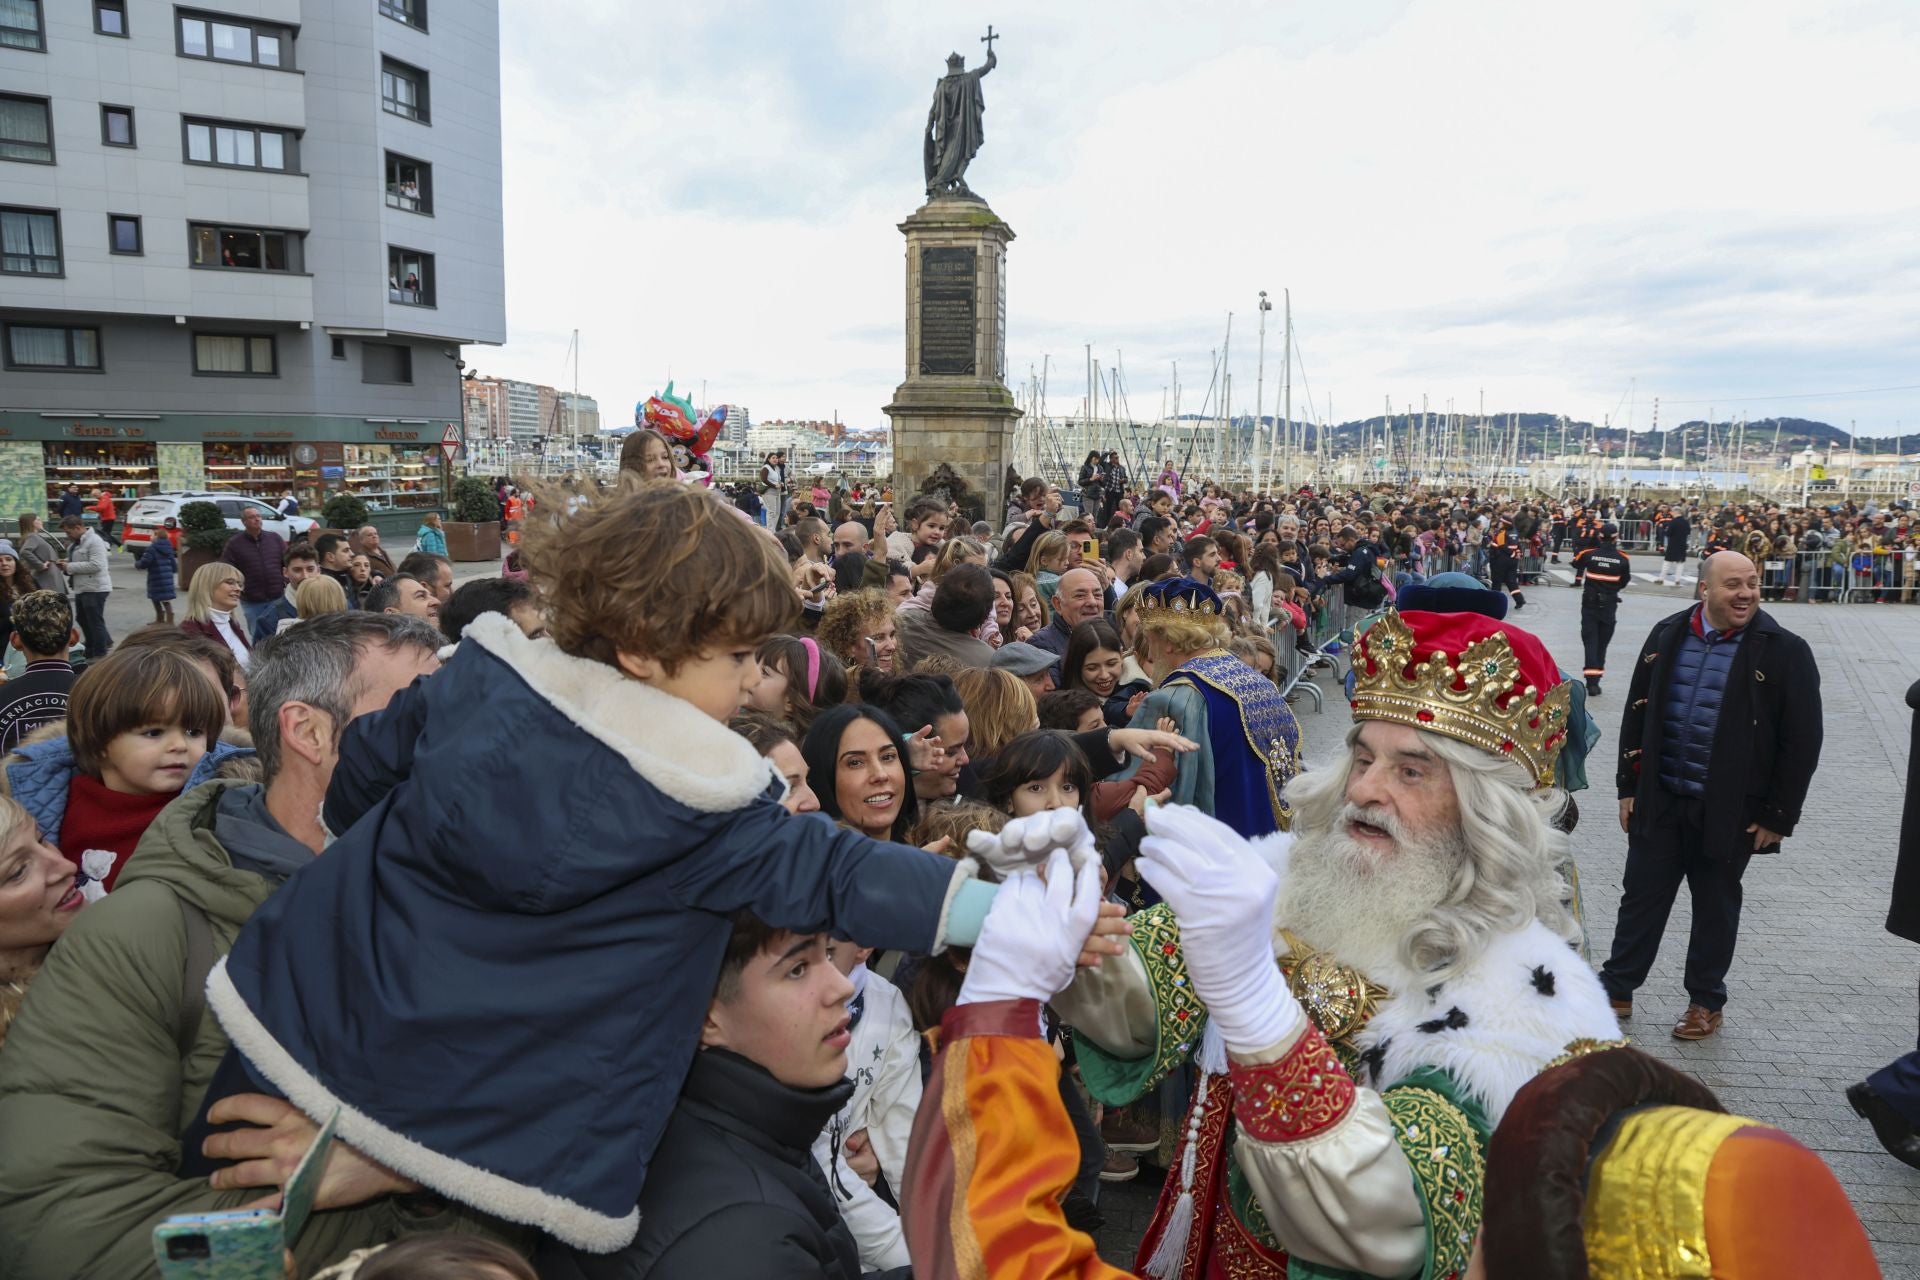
[1124,577,1302,837]
[1055,608,1624,1280]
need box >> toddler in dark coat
[205,482,1065,1253]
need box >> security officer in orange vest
[1579,522,1631,695]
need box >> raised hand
[959,849,1104,1006]
[1137,805,1301,1055]
[965,807,1098,878]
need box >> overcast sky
[482,0,1920,437]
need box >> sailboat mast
[1281,289,1292,491]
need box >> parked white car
[121,492,318,552]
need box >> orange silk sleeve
[1702,1126,1881,1280]
[903,998,1137,1280]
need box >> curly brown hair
[816,588,895,669]
[520,477,797,672]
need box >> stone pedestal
[883,196,1021,523]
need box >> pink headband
[799,636,822,700]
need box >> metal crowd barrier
[1722,549,1919,603]
[1269,615,1324,714]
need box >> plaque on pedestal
[885,198,1021,522]
[919,246,977,376]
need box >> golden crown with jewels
[1351,608,1572,788]
[1137,577,1223,618]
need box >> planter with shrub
[322,493,371,534]
[445,476,502,562]
[178,500,234,591]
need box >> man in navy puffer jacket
[1602,551,1823,1042]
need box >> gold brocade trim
[1279,929,1390,1044]
[1222,1139,1291,1276]
[939,1041,987,1280]
[1134,904,1208,1091]
[1582,1105,1749,1279]
[1383,1085,1485,1280]
[1165,651,1303,832]
[1541,1036,1631,1073]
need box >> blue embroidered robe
[1124,650,1302,837]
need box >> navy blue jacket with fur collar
[209,614,975,1254]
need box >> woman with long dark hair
[1061,619,1148,729]
[801,703,920,843]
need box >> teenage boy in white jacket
[811,944,921,1271]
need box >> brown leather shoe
[1672,1004,1723,1040]
[1607,996,1632,1021]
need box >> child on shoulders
[204,480,1105,1254]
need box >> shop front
[0,413,456,538]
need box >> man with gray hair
[0,613,453,1279]
[1037,607,1621,1279]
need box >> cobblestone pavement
[1099,578,1920,1276]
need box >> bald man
[1027,567,1107,661]
[1603,550,1823,1041]
[831,522,870,559]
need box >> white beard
[1275,805,1465,983]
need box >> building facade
[0,0,506,518]
[556,391,598,436]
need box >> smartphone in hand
[153,1109,338,1279]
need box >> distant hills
[1178,414,1920,459]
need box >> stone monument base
[885,380,1020,524]
[883,196,1021,522]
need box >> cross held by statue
[980,24,998,53]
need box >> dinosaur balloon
[636,381,728,486]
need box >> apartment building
[0,0,505,517]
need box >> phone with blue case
[153,1108,338,1279]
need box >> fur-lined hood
[210,611,974,1252]
[460,612,778,811]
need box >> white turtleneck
[208,608,251,669]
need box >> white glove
[958,849,1103,1007]
[964,808,1098,880]
[1137,805,1303,1056]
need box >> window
[177,9,293,68]
[101,105,136,148]
[330,335,347,359]
[0,95,53,164]
[4,324,100,371]
[387,246,434,306]
[193,333,276,376]
[184,118,296,171]
[362,342,412,384]
[384,152,431,213]
[108,213,141,254]
[0,0,43,50]
[381,58,428,123]
[0,206,61,275]
[94,0,126,35]
[378,0,424,30]
[189,222,302,272]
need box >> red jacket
[92,494,115,522]
[179,615,251,653]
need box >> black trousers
[1601,793,1753,1012]
[1059,1070,1103,1204]
[73,590,111,659]
[1866,972,1920,1126]
[1579,604,1617,677]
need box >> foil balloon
[637,381,728,487]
